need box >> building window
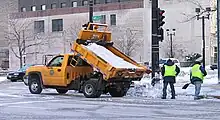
[31,6,36,11]
[34,20,44,33]
[41,5,46,10]
[52,19,63,32]
[72,1,77,7]
[94,0,100,4]
[110,14,116,25]
[61,3,66,8]
[51,3,57,9]
[214,47,217,63]
[100,15,106,24]
[105,0,112,3]
[82,0,88,6]
[21,7,26,12]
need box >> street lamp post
[195,7,211,68]
[218,0,220,84]
[166,29,176,58]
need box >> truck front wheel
[83,80,102,98]
[56,89,68,94]
[29,78,42,94]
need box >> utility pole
[166,29,176,58]
[217,0,220,83]
[151,0,159,78]
[195,7,211,68]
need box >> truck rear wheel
[56,89,68,94]
[83,80,102,98]
[109,87,127,97]
[29,78,42,94]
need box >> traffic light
[157,8,165,42]
[158,8,165,28]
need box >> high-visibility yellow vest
[164,65,176,77]
[191,64,204,80]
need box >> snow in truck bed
[84,43,140,69]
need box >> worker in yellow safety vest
[190,61,207,100]
[161,59,180,99]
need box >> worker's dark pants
[162,81,175,98]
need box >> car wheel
[29,78,42,94]
[56,89,68,94]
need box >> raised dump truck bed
[72,23,149,81]
[72,42,147,81]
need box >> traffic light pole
[89,0,93,30]
[151,0,159,78]
[89,0,93,23]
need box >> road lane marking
[0,99,62,107]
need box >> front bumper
[7,75,22,81]
[23,75,28,86]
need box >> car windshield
[18,64,33,72]
[159,59,167,64]
[173,60,178,63]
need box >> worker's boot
[171,96,175,99]
[161,96,166,99]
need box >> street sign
[92,16,102,21]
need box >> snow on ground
[0,76,7,83]
[128,67,220,99]
[84,43,140,69]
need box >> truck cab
[24,54,94,96]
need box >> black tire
[109,87,127,97]
[56,89,68,94]
[83,80,102,98]
[10,79,17,82]
[28,78,42,94]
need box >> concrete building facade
[210,0,217,65]
[0,0,18,69]
[8,0,211,70]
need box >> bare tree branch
[5,19,47,68]
[178,0,215,23]
[112,27,143,57]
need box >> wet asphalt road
[0,81,220,120]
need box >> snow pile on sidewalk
[84,43,140,69]
[128,67,219,98]
[0,76,7,83]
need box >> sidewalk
[0,76,7,83]
[175,83,220,99]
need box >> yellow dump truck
[24,23,151,98]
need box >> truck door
[44,55,65,86]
